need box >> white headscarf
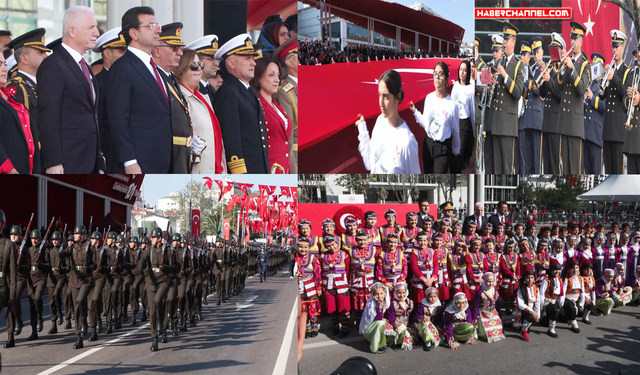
[420,287,441,308]
[394,282,409,302]
[614,263,625,277]
[445,292,468,320]
[602,268,615,286]
[480,272,496,291]
[359,282,390,335]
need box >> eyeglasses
[157,45,184,53]
[139,22,161,31]
[190,62,205,71]
[433,72,445,78]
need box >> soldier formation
[0,209,289,352]
[476,20,640,174]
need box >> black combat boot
[88,327,98,342]
[48,321,58,334]
[37,314,44,332]
[4,334,15,348]
[150,338,158,352]
[27,327,38,341]
[73,335,83,349]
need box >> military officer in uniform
[600,30,631,174]
[624,44,640,173]
[479,35,503,173]
[516,40,531,174]
[584,53,606,174]
[93,27,126,172]
[273,37,298,173]
[186,34,220,102]
[474,36,486,71]
[213,240,225,305]
[490,21,524,174]
[214,34,269,174]
[5,28,50,174]
[46,230,67,334]
[434,201,458,232]
[553,22,590,174]
[541,33,565,174]
[523,37,545,174]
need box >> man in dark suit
[93,27,126,173]
[5,28,49,174]
[37,6,101,174]
[106,6,172,174]
[463,202,486,234]
[416,197,434,229]
[214,33,269,174]
[152,22,191,174]
[489,200,511,235]
[186,35,219,103]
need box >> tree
[603,0,640,42]
[431,174,454,202]
[377,187,388,203]
[335,174,374,199]
[298,174,329,203]
[385,175,419,203]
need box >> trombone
[624,66,640,130]
[531,49,573,91]
[598,56,616,96]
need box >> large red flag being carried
[191,210,201,238]
[223,219,231,239]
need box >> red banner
[299,58,461,150]
[299,203,438,235]
[191,209,201,238]
[223,219,230,239]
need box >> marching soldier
[67,224,96,349]
[490,21,525,174]
[121,236,137,323]
[93,231,113,335]
[553,22,590,174]
[102,233,118,333]
[523,37,545,174]
[200,244,211,306]
[46,230,68,334]
[624,44,640,173]
[481,35,504,173]
[257,246,268,283]
[516,40,532,174]
[541,33,565,174]
[584,53,606,174]
[5,28,50,174]
[222,241,232,302]
[164,233,180,336]
[601,29,631,174]
[174,233,191,332]
[2,217,17,348]
[63,234,75,330]
[88,230,105,341]
[213,240,225,305]
[12,226,30,337]
[130,236,147,325]
[26,229,49,341]
[191,239,204,323]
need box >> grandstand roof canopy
[577,175,640,202]
[301,0,465,51]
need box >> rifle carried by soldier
[16,213,34,268]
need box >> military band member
[553,22,590,174]
[584,53,606,174]
[490,22,524,174]
[601,30,631,174]
[541,33,565,174]
[523,37,544,174]
[516,40,531,174]
[625,44,640,173]
[481,35,503,174]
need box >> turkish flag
[223,219,231,239]
[191,210,201,238]
[562,0,620,63]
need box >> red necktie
[79,58,94,102]
[150,58,169,105]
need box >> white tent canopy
[577,175,640,202]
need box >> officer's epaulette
[8,76,23,85]
[580,51,589,62]
[280,82,294,93]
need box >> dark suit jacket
[463,214,487,234]
[489,213,511,235]
[198,81,215,103]
[37,46,99,173]
[0,96,40,173]
[95,68,114,172]
[213,75,269,173]
[106,49,172,173]
[416,212,435,229]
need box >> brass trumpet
[598,57,616,96]
[531,50,572,90]
[624,67,640,130]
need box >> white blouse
[451,80,475,120]
[413,92,461,155]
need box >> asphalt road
[300,305,640,375]
[0,271,297,375]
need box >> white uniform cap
[6,54,16,72]
[550,32,566,50]
[92,27,124,53]
[186,35,219,56]
[213,33,258,61]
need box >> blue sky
[394,0,474,44]
[142,174,298,206]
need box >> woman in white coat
[176,49,227,173]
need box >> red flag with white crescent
[191,210,201,238]
[223,219,230,239]
[562,0,621,62]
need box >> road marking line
[37,322,150,375]
[236,295,259,310]
[272,297,297,375]
[304,336,362,349]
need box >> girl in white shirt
[356,69,421,174]
[450,60,474,172]
[410,61,460,174]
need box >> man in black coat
[416,198,435,229]
[463,202,486,234]
[93,27,126,173]
[106,6,172,174]
[37,6,102,174]
[489,200,511,235]
[214,33,269,174]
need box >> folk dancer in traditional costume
[466,238,485,298]
[539,258,563,337]
[297,220,321,258]
[595,268,616,315]
[535,239,550,285]
[470,272,505,343]
[581,262,597,323]
[432,233,451,302]
[375,233,407,292]
[380,209,401,250]
[448,239,471,301]
[319,219,341,253]
[443,292,477,350]
[341,217,358,252]
[384,282,414,350]
[604,233,619,270]
[499,239,520,314]
[613,262,633,305]
[349,230,379,326]
[515,266,540,341]
[359,282,391,354]
[413,286,443,351]
[409,231,438,306]
[562,261,585,333]
[518,237,536,275]
[320,235,351,338]
[363,211,382,247]
[295,237,322,341]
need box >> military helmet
[107,231,117,240]
[74,225,87,234]
[129,236,139,244]
[190,238,197,245]
[0,209,5,223]
[90,231,102,240]
[172,233,182,242]
[30,229,42,238]
[9,225,21,235]
[67,234,74,241]
[51,231,62,240]
[116,234,124,243]
[141,236,150,245]
[150,227,162,238]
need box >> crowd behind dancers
[295,201,640,354]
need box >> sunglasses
[190,62,204,71]
[157,45,184,53]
